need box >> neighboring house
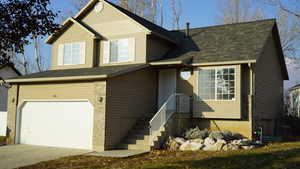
[0,63,20,136]
[5,0,288,151]
[287,84,300,117]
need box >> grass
[20,142,300,169]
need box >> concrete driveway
[0,145,91,169]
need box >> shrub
[232,133,244,140]
[222,130,234,141]
[184,127,209,139]
[209,131,224,140]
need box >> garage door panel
[19,101,94,150]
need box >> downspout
[248,63,255,140]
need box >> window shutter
[103,41,110,64]
[79,42,86,64]
[128,38,135,62]
[58,44,64,65]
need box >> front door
[158,69,177,108]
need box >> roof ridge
[171,18,276,32]
[104,0,169,32]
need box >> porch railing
[149,93,191,137]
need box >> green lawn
[20,142,300,169]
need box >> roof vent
[186,22,190,37]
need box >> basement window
[198,67,235,101]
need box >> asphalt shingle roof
[8,64,146,80]
[11,19,287,81]
[156,19,276,64]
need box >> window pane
[109,39,129,63]
[199,69,215,100]
[118,39,129,62]
[110,40,118,62]
[72,43,81,64]
[63,43,83,65]
[63,44,72,65]
[199,68,235,101]
[216,68,235,100]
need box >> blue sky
[25,0,281,71]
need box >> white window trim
[103,38,135,64]
[58,42,86,66]
[197,66,237,102]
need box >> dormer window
[58,42,86,65]
[103,38,135,64]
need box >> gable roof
[6,64,147,83]
[46,0,176,44]
[46,17,101,44]
[103,0,176,43]
[151,19,288,79]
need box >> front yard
[20,142,300,169]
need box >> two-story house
[5,0,288,152]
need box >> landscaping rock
[204,137,215,146]
[179,141,204,151]
[216,139,227,144]
[231,139,251,146]
[191,138,204,144]
[203,141,225,151]
[174,137,186,145]
[163,128,256,152]
[241,145,255,150]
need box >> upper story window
[198,67,236,101]
[103,38,135,64]
[58,42,86,66]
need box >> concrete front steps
[117,115,166,151]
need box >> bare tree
[61,0,89,23]
[217,0,265,24]
[276,10,300,59]
[265,0,300,18]
[263,0,300,59]
[118,0,160,23]
[158,0,164,26]
[33,36,43,72]
[169,0,182,29]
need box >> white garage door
[18,101,94,150]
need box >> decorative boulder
[241,145,255,150]
[216,139,227,144]
[204,139,227,151]
[231,139,251,146]
[191,138,204,144]
[204,137,216,146]
[203,142,224,151]
[174,137,186,145]
[179,141,204,151]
